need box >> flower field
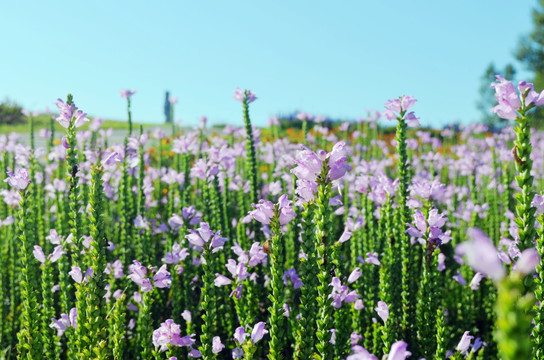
[1,78,544,360]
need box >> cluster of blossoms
[152,319,199,355]
[168,206,202,232]
[33,244,65,264]
[120,89,137,99]
[50,308,77,337]
[54,98,89,128]
[283,268,304,289]
[231,241,267,267]
[232,322,268,358]
[490,75,544,120]
[383,95,420,126]
[162,243,190,265]
[291,141,351,202]
[214,259,250,298]
[406,208,450,245]
[4,168,31,191]
[233,88,257,103]
[128,260,172,292]
[329,277,361,309]
[246,194,297,226]
[185,222,227,253]
[456,228,540,281]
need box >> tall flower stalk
[490,76,544,250]
[234,88,258,205]
[7,169,41,359]
[247,195,296,359]
[384,95,420,342]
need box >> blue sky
[0,1,538,128]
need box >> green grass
[0,114,157,134]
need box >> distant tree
[476,63,516,130]
[516,0,544,123]
[0,99,26,125]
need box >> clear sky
[0,1,538,128]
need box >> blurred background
[0,0,543,130]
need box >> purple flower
[153,264,172,288]
[387,340,411,360]
[226,259,250,282]
[278,194,296,225]
[50,313,71,336]
[69,266,83,284]
[103,151,121,166]
[185,222,227,252]
[33,245,46,263]
[162,243,189,264]
[329,277,359,308]
[294,179,318,203]
[375,301,389,323]
[233,326,248,345]
[5,168,31,191]
[384,96,417,117]
[490,76,521,120]
[327,141,351,181]
[514,248,540,275]
[61,136,70,149]
[232,347,244,359]
[214,274,232,286]
[364,252,381,266]
[250,322,268,343]
[128,260,153,292]
[456,331,473,355]
[453,271,466,286]
[233,88,257,103]
[469,272,484,290]
[404,111,420,127]
[54,98,88,128]
[50,310,77,337]
[212,336,224,354]
[152,319,194,352]
[291,147,323,182]
[348,267,362,284]
[406,208,448,245]
[69,307,77,329]
[283,268,304,289]
[248,199,275,225]
[120,89,137,99]
[347,346,378,360]
[455,228,506,281]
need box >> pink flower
[327,141,351,181]
[455,228,506,281]
[490,75,520,120]
[185,222,227,252]
[515,248,540,275]
[387,341,411,360]
[375,301,389,323]
[120,89,137,99]
[233,88,257,103]
[456,331,473,355]
[278,194,296,225]
[212,336,225,354]
[250,322,268,343]
[248,199,275,225]
[152,319,195,352]
[54,99,88,128]
[5,168,31,191]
